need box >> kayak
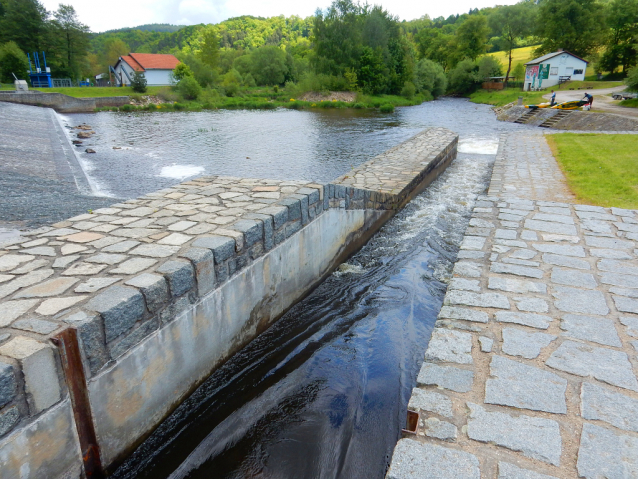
[524,102,552,110]
[551,100,587,110]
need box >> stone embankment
[498,105,638,131]
[0,91,128,113]
[387,131,638,478]
[0,128,457,478]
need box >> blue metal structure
[27,52,53,88]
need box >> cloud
[39,0,520,32]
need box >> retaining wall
[0,92,128,113]
[0,127,457,477]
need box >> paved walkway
[387,132,638,478]
[543,85,638,119]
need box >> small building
[524,49,588,91]
[112,53,180,87]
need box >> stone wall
[0,92,129,113]
[0,127,457,478]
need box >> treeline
[0,0,89,82]
[1,0,637,98]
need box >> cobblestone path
[388,132,638,478]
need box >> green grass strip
[547,133,638,209]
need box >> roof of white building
[525,50,589,66]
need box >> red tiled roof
[128,53,180,70]
[119,55,144,72]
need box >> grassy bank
[0,85,164,97]
[558,80,623,90]
[469,89,546,107]
[619,98,638,108]
[546,133,638,208]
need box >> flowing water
[63,99,529,479]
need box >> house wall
[525,54,587,90]
[114,62,136,86]
[143,70,173,86]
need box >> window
[550,67,558,75]
[573,69,583,75]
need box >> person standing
[583,92,593,107]
[550,90,556,106]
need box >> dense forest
[1,0,637,97]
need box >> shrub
[243,72,256,87]
[273,85,279,93]
[145,103,157,111]
[379,104,395,113]
[401,81,416,99]
[625,68,638,92]
[225,83,239,97]
[157,87,179,103]
[448,59,480,95]
[477,55,503,81]
[177,76,201,100]
[0,41,28,83]
[120,104,133,112]
[353,102,365,109]
[131,71,147,93]
[415,59,447,98]
[171,62,193,83]
[173,102,187,110]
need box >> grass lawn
[619,98,638,108]
[469,89,546,107]
[484,45,597,77]
[558,80,624,90]
[546,133,638,208]
[0,85,164,97]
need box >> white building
[112,53,180,87]
[524,50,588,91]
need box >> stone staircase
[513,109,540,124]
[539,110,573,128]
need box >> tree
[455,15,490,61]
[249,45,288,85]
[477,55,503,79]
[49,4,90,78]
[101,38,129,71]
[535,0,604,58]
[447,58,479,94]
[414,58,447,97]
[177,75,201,99]
[599,0,638,73]
[625,67,638,91]
[197,25,220,69]
[0,41,29,82]
[0,0,48,54]
[131,70,147,92]
[171,62,193,82]
[357,46,386,93]
[488,3,535,81]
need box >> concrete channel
[0,123,457,477]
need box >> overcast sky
[40,0,519,33]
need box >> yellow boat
[524,102,552,110]
[525,100,588,110]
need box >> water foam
[458,137,499,155]
[159,165,206,179]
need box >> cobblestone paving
[388,133,638,478]
[488,132,575,202]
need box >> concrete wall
[498,105,638,131]
[0,92,129,113]
[0,128,458,478]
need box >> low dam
[0,127,457,477]
[0,91,129,113]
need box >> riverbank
[387,130,638,479]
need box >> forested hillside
[1,0,636,98]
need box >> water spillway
[0,128,457,478]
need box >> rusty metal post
[52,329,105,479]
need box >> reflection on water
[104,100,531,479]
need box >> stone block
[407,388,453,418]
[85,286,145,342]
[542,253,590,270]
[479,336,493,352]
[438,306,488,323]
[108,317,159,359]
[0,361,17,408]
[279,197,301,221]
[466,403,561,466]
[448,278,480,292]
[12,318,60,335]
[0,299,39,327]
[613,295,638,314]
[546,340,638,392]
[424,329,473,364]
[244,213,274,251]
[129,244,180,258]
[416,363,473,392]
[516,298,549,313]
[577,423,638,478]
[36,296,86,316]
[75,277,120,293]
[498,462,558,479]
[460,236,486,250]
[192,235,236,264]
[179,248,216,296]
[257,206,288,230]
[502,328,556,359]
[156,260,195,297]
[231,219,263,247]
[524,219,577,236]
[532,243,585,257]
[553,286,609,315]
[486,355,566,413]
[424,418,457,441]
[0,406,20,437]
[0,337,61,414]
[560,314,621,347]
[488,277,547,294]
[491,262,543,279]
[444,291,510,309]
[581,382,638,433]
[124,273,169,314]
[550,268,597,288]
[585,236,633,249]
[386,439,480,479]
[62,311,109,376]
[495,311,552,329]
[453,262,482,278]
[285,219,302,238]
[598,259,638,276]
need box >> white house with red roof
[112,53,180,86]
[524,49,588,91]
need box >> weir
[0,127,457,477]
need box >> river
[62,99,530,479]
